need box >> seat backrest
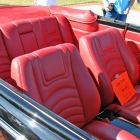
[11,43,100,128]
[1,18,47,60]
[0,15,74,84]
[40,16,74,46]
[0,30,11,83]
[1,15,74,60]
[79,28,139,107]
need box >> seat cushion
[83,120,138,140]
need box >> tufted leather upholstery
[79,28,140,123]
[11,43,138,140]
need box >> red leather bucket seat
[79,28,140,124]
[11,43,138,139]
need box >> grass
[0,0,33,5]
[132,3,140,10]
[0,0,140,11]
[58,0,102,6]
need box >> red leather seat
[11,43,138,140]
[79,28,140,123]
[0,15,74,85]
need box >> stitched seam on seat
[109,30,127,80]
[0,26,16,62]
[66,114,85,121]
[12,22,26,54]
[25,54,43,104]
[63,44,86,123]
[52,97,81,111]
[53,16,64,43]
[58,105,83,115]
[94,36,113,105]
[33,50,68,86]
[84,35,112,105]
[109,29,126,68]
[45,87,79,109]
[38,17,49,47]
[83,36,102,73]
[27,19,40,50]
[0,31,11,62]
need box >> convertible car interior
[0,5,140,140]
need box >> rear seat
[0,15,74,84]
[0,6,99,84]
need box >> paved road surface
[74,4,140,26]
